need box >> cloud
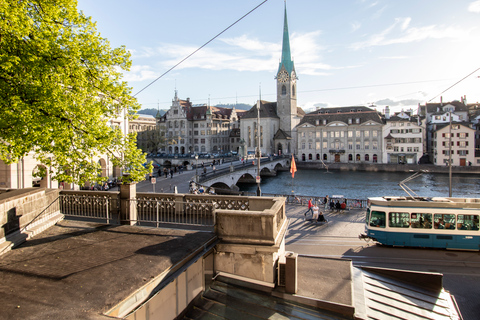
[468,1,480,12]
[374,98,423,106]
[123,65,159,82]
[126,31,336,76]
[350,17,473,50]
[378,55,409,60]
[351,22,361,32]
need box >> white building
[382,107,425,164]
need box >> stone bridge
[197,157,290,192]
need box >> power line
[428,67,480,102]
[139,78,451,107]
[133,0,270,97]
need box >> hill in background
[139,103,252,117]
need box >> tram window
[411,213,432,229]
[389,212,410,228]
[457,215,479,230]
[369,211,385,228]
[366,209,370,224]
[434,214,455,230]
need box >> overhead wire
[428,67,480,102]
[133,0,270,97]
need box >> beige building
[295,106,384,163]
[158,91,243,155]
[432,122,476,166]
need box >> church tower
[276,4,297,137]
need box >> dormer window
[356,118,360,124]
[323,119,327,125]
[316,120,319,125]
[348,118,352,124]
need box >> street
[285,205,480,320]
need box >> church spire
[277,2,294,74]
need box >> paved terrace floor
[0,220,216,320]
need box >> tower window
[292,84,296,97]
[281,85,286,95]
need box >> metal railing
[260,193,368,209]
[60,194,119,224]
[135,198,215,227]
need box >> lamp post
[195,154,199,183]
[256,100,261,196]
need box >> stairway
[183,281,346,320]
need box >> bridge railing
[198,156,285,183]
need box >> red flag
[290,155,297,178]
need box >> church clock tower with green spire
[276,4,298,137]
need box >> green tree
[0,0,151,184]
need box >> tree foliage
[0,0,152,184]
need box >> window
[323,153,327,160]
[348,154,353,161]
[434,214,456,230]
[373,141,378,150]
[364,131,370,138]
[323,131,328,138]
[348,142,353,150]
[389,212,410,228]
[356,131,361,138]
[411,213,432,229]
[323,141,327,149]
[348,131,353,138]
[201,138,205,144]
[302,142,305,149]
[369,211,386,228]
[364,141,369,150]
[372,131,378,137]
[356,142,360,150]
[457,214,479,230]
[365,154,369,161]
[308,154,313,160]
[282,85,286,95]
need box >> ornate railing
[60,193,119,224]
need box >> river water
[238,169,480,199]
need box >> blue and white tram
[361,196,480,250]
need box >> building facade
[158,91,244,155]
[432,123,476,166]
[295,106,384,163]
[382,107,425,164]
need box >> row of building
[140,5,480,167]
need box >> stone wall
[0,188,62,252]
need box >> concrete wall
[214,197,288,285]
[124,253,209,320]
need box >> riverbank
[297,162,480,174]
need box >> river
[237,169,480,199]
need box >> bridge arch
[211,182,230,190]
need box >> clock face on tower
[278,70,289,83]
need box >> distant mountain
[215,103,252,111]
[139,108,167,117]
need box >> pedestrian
[323,196,329,210]
[335,200,341,212]
[312,203,320,221]
[329,199,334,211]
[304,198,313,220]
[203,167,207,174]
[213,165,216,173]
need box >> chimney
[385,106,390,119]
[464,95,467,105]
[440,96,443,106]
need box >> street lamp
[195,154,199,183]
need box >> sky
[77,0,480,114]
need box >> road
[136,158,241,194]
[285,205,480,320]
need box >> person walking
[304,198,313,220]
[323,196,329,210]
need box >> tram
[360,196,480,250]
